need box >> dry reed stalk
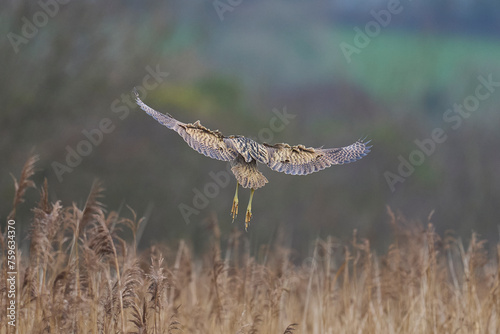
[283,322,298,334]
[8,154,39,221]
[167,314,182,334]
[129,297,148,334]
[147,255,167,334]
[99,213,127,333]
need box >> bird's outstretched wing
[264,138,371,175]
[134,89,238,161]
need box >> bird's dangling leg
[231,183,239,222]
[245,188,255,231]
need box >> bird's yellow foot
[244,188,255,232]
[245,209,252,231]
[231,183,239,223]
[231,199,239,222]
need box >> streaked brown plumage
[134,89,371,230]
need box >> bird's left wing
[134,89,238,161]
[264,138,371,175]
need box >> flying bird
[134,89,371,230]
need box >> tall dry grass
[1,156,499,333]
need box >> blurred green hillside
[2,1,500,254]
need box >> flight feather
[134,90,238,161]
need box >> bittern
[134,89,371,230]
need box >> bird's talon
[231,201,239,222]
[231,183,239,223]
[245,210,252,231]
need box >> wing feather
[134,89,238,161]
[264,139,371,175]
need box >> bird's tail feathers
[230,161,268,189]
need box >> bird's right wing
[134,89,238,161]
[264,138,371,175]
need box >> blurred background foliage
[2,0,500,255]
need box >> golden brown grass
[1,156,499,333]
